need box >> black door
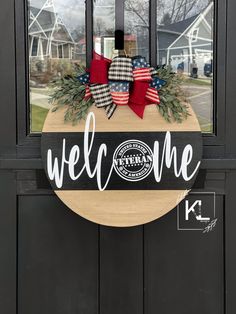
[0,0,236,313]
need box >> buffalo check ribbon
[105,103,117,119]
[89,84,116,119]
[89,84,113,108]
[108,57,133,82]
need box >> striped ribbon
[111,92,129,106]
[84,85,92,100]
[133,68,152,82]
[146,87,160,104]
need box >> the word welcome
[47,112,201,191]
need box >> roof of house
[159,14,198,36]
[30,6,56,32]
[29,5,74,44]
[157,2,213,50]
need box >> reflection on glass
[29,0,86,132]
[93,0,115,59]
[157,0,214,133]
[124,0,149,61]
[93,0,150,60]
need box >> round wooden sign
[41,105,202,227]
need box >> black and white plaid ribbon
[105,103,117,119]
[89,84,117,119]
[90,84,113,108]
[108,57,133,82]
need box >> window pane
[157,0,214,133]
[29,0,86,132]
[93,0,115,59]
[124,0,149,61]
[93,0,149,61]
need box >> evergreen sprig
[49,65,94,124]
[49,63,189,124]
[155,66,190,123]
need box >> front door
[1,1,236,313]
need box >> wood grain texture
[42,103,201,226]
[56,190,188,227]
[43,104,201,133]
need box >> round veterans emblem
[113,140,153,182]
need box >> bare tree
[167,0,213,23]
[94,17,106,36]
[125,0,149,26]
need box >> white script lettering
[46,112,201,191]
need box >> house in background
[29,0,76,60]
[163,2,213,76]
[157,14,198,66]
[28,0,85,85]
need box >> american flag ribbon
[77,72,90,85]
[133,68,152,82]
[132,56,149,69]
[109,81,129,106]
[84,85,92,100]
[150,77,166,90]
[146,87,160,104]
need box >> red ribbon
[128,81,149,118]
[93,51,112,64]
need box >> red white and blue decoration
[77,52,166,119]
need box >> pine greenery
[49,63,189,124]
[155,66,190,123]
[49,65,94,124]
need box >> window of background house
[157,0,214,133]
[93,0,115,59]
[29,0,86,132]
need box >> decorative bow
[77,52,166,119]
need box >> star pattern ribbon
[109,81,130,106]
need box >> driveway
[182,84,213,132]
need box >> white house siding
[167,2,213,76]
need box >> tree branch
[125,2,148,26]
